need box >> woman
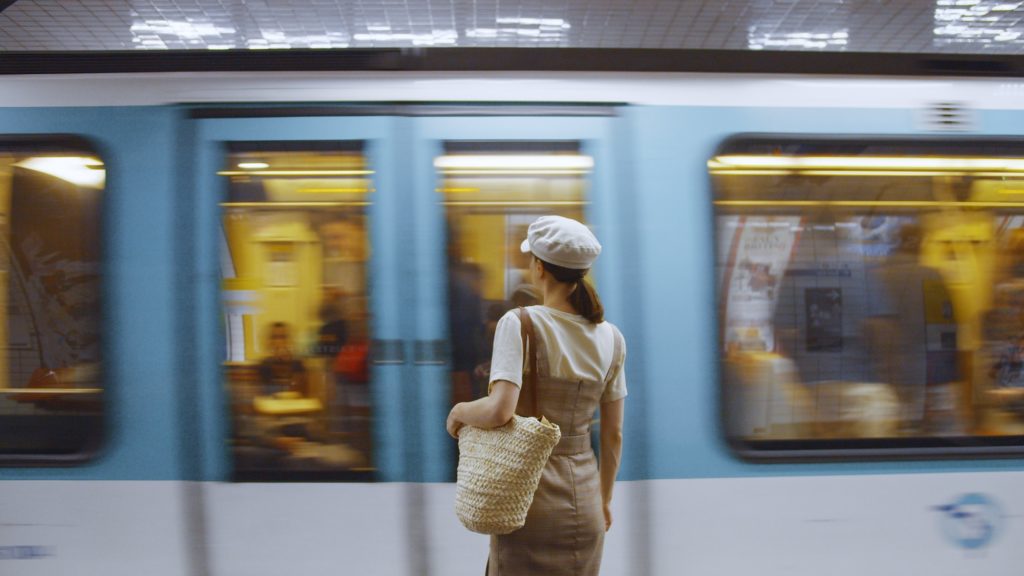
[447,215,627,576]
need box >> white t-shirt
[488,305,627,404]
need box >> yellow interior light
[217,170,374,176]
[442,200,588,207]
[15,156,105,188]
[296,188,371,194]
[715,200,1024,208]
[221,201,371,208]
[709,169,792,176]
[237,162,270,169]
[709,155,1024,172]
[797,170,970,177]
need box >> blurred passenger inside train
[449,260,486,403]
[315,293,349,363]
[506,223,535,299]
[982,230,1024,427]
[258,321,308,397]
[868,223,949,434]
[473,284,541,395]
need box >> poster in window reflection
[805,287,842,352]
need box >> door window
[220,142,375,480]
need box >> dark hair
[537,257,604,324]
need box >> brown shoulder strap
[517,307,539,418]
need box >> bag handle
[517,307,540,418]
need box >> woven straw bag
[455,307,561,535]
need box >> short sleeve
[600,330,627,403]
[488,310,524,389]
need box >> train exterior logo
[933,493,1004,551]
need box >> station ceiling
[1,0,1023,55]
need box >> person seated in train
[258,322,308,397]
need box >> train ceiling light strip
[713,169,1024,177]
[434,155,594,171]
[221,201,372,207]
[13,156,105,188]
[217,170,374,176]
[295,187,371,194]
[442,200,588,206]
[715,200,1024,208]
[441,170,590,176]
[709,155,1024,171]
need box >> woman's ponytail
[569,277,604,324]
[538,258,605,324]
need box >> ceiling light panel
[934,0,1024,50]
[747,0,850,51]
[0,0,1021,54]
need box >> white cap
[519,216,601,270]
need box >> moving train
[0,70,1022,576]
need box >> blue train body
[0,74,1021,575]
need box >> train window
[0,138,104,464]
[712,136,1024,459]
[220,142,374,480]
[438,141,591,408]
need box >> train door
[184,109,637,576]
[404,111,637,575]
[189,114,416,576]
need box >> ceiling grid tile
[0,0,1022,54]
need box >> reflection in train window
[438,142,591,407]
[711,138,1024,457]
[0,140,104,463]
[220,142,374,480]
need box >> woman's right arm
[599,398,625,532]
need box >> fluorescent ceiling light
[237,162,270,169]
[748,29,848,50]
[495,17,571,28]
[15,157,105,188]
[352,30,457,46]
[934,0,1024,44]
[434,155,594,171]
[131,19,236,40]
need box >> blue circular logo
[933,493,1003,550]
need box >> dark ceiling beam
[0,0,19,14]
[1,48,1023,77]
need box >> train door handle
[413,340,448,366]
[371,339,406,365]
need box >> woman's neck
[540,281,577,315]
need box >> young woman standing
[447,215,627,576]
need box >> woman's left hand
[446,404,465,439]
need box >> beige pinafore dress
[487,308,624,576]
